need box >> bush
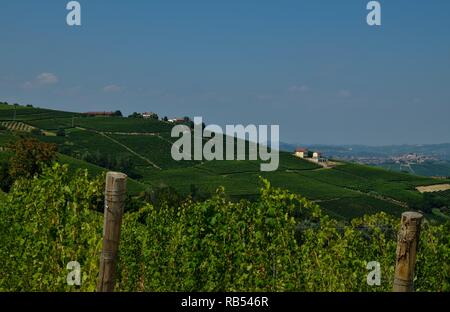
[56,128,66,137]
[128,112,143,119]
[8,137,57,179]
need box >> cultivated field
[1,103,449,220]
[416,184,450,193]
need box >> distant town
[280,142,450,178]
[339,153,439,166]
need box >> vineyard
[1,103,450,221]
[0,164,449,292]
[0,103,79,121]
[0,121,36,132]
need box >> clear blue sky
[1,0,449,145]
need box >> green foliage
[9,101,448,221]
[422,192,450,213]
[415,222,450,291]
[56,128,66,137]
[0,164,104,291]
[0,160,13,192]
[56,153,147,196]
[110,134,199,169]
[71,117,173,133]
[26,118,74,131]
[0,132,16,147]
[128,112,143,118]
[30,128,42,136]
[0,103,78,121]
[1,166,448,292]
[78,150,142,179]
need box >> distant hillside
[280,142,450,159]
[1,102,450,221]
[281,142,450,177]
[0,102,80,121]
[378,161,450,177]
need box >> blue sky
[0,0,449,145]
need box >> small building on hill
[142,112,158,119]
[295,148,308,158]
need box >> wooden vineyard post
[393,211,423,292]
[97,172,127,292]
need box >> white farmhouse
[295,148,308,158]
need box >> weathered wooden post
[97,172,127,292]
[393,211,423,292]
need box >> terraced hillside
[1,120,39,133]
[1,102,449,220]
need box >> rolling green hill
[379,161,450,177]
[1,102,449,220]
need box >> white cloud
[289,85,310,92]
[36,72,59,85]
[338,89,352,97]
[23,72,59,89]
[102,84,123,93]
